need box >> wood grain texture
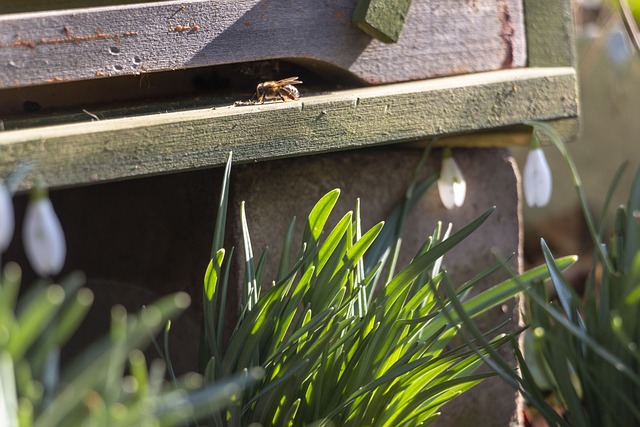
[524,0,576,67]
[0,0,526,88]
[2,0,160,15]
[0,67,577,190]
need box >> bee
[255,77,302,103]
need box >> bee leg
[279,93,287,102]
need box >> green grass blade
[241,202,259,311]
[598,162,628,239]
[345,222,384,269]
[315,212,353,275]
[158,369,264,424]
[302,189,341,262]
[282,398,301,427]
[513,334,570,425]
[275,308,336,360]
[217,246,234,352]
[540,239,585,332]
[623,167,640,274]
[277,217,297,282]
[242,360,311,412]
[455,254,515,296]
[385,207,494,307]
[431,274,522,384]
[202,249,225,370]
[211,152,232,258]
[39,293,191,427]
[418,256,576,340]
[364,173,436,276]
[204,249,225,302]
[324,354,441,421]
[255,247,269,290]
[527,282,640,387]
[544,338,589,426]
[8,285,65,360]
[354,199,368,317]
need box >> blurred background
[514,0,640,286]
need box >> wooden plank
[0,67,577,190]
[419,117,580,148]
[2,0,158,15]
[524,0,576,67]
[352,0,413,43]
[0,0,526,88]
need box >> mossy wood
[352,0,413,43]
[0,68,577,190]
[524,0,576,67]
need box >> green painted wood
[524,0,576,67]
[0,67,577,190]
[427,117,580,149]
[352,0,413,43]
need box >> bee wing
[277,76,302,86]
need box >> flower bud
[437,148,466,210]
[0,180,14,252]
[523,138,552,208]
[23,186,66,276]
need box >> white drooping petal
[437,154,466,210]
[606,28,632,66]
[523,148,553,207]
[23,196,66,276]
[0,180,14,252]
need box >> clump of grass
[521,122,640,426]
[198,151,568,426]
[0,168,258,427]
[0,264,260,427]
[465,121,640,426]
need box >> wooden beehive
[0,2,579,425]
[0,0,577,189]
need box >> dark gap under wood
[0,59,363,131]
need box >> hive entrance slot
[0,59,362,131]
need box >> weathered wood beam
[0,0,526,88]
[0,67,577,190]
[3,0,156,15]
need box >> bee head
[256,82,266,97]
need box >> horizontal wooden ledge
[0,67,578,190]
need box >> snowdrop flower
[523,135,552,208]
[437,147,466,209]
[606,27,632,66]
[0,179,14,252]
[23,185,66,276]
